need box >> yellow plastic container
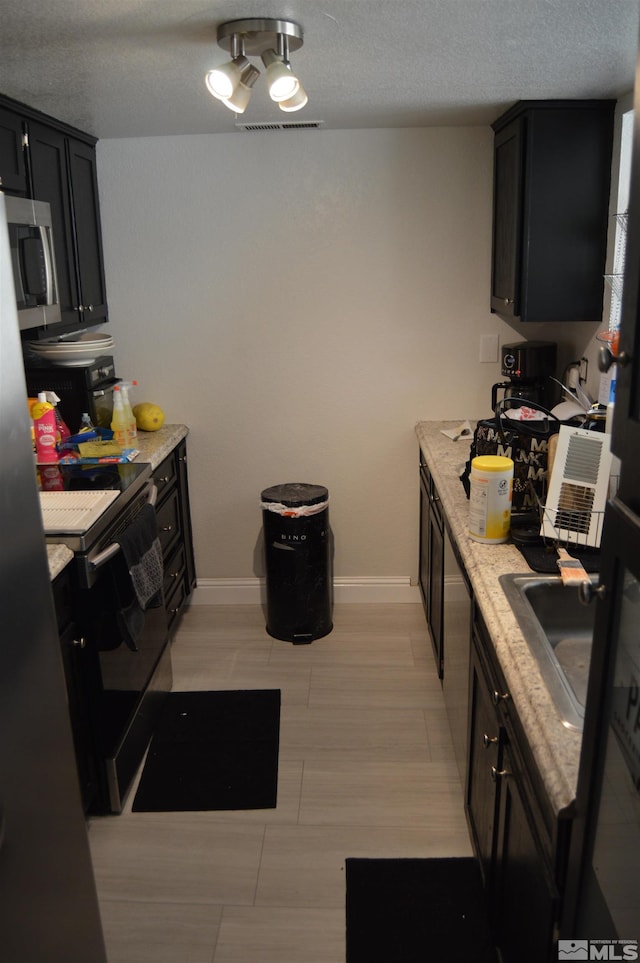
[469,455,514,544]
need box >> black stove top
[39,461,153,560]
[38,461,150,494]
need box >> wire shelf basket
[604,273,625,300]
[528,476,619,551]
[614,211,628,273]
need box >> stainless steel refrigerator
[561,48,640,950]
[0,192,107,959]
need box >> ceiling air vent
[235,120,323,131]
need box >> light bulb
[278,83,308,112]
[222,64,260,113]
[205,56,249,101]
[261,50,299,103]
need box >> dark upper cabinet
[0,106,27,194]
[491,100,615,323]
[0,93,108,336]
[28,121,108,332]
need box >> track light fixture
[205,18,307,115]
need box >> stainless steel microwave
[5,194,61,331]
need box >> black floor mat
[345,857,498,963]
[132,689,280,812]
[515,540,601,573]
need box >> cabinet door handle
[578,580,607,605]
[492,689,510,706]
[161,524,173,533]
[158,475,170,484]
[72,637,86,648]
[491,766,510,782]
[482,733,498,748]
[597,344,632,373]
[503,297,514,305]
[170,571,180,579]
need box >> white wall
[95,127,525,588]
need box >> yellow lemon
[132,402,165,432]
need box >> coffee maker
[491,341,557,411]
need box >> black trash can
[260,482,333,643]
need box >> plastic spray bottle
[31,392,58,463]
[605,373,622,496]
[111,385,133,448]
[44,391,71,447]
[119,381,138,441]
[79,412,95,433]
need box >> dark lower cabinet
[494,740,559,963]
[467,605,564,963]
[467,633,501,891]
[418,442,575,962]
[418,455,444,677]
[153,438,196,635]
[53,567,98,813]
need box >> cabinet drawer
[156,486,181,558]
[163,542,186,599]
[165,573,187,634]
[153,452,178,502]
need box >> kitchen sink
[498,574,595,732]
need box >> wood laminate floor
[88,602,472,963]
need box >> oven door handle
[88,483,158,571]
[91,377,121,398]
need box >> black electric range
[39,458,170,814]
[38,460,153,565]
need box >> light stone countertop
[416,420,582,815]
[47,424,189,581]
[130,423,189,471]
[46,543,75,580]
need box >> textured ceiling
[0,0,638,139]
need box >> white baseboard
[190,576,422,605]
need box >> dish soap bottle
[111,385,133,448]
[120,381,138,441]
[31,392,58,463]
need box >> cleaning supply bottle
[31,392,58,463]
[79,412,95,433]
[45,391,71,447]
[111,385,133,448]
[120,381,138,441]
[605,373,622,496]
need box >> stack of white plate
[27,332,114,366]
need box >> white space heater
[541,426,612,548]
